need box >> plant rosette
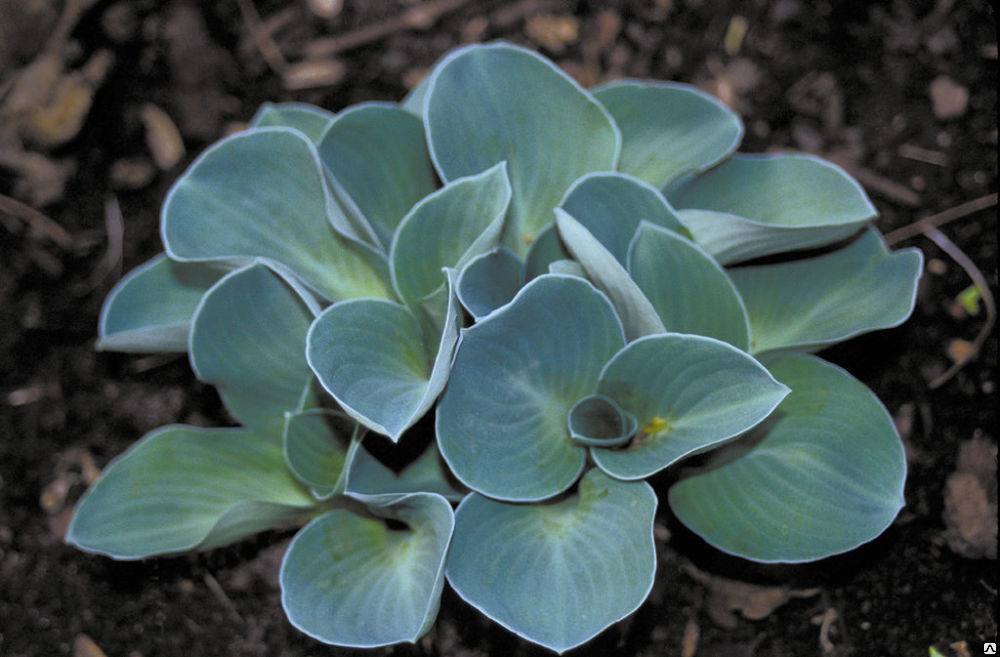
[67,41,922,653]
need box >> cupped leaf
[559,172,688,264]
[250,102,336,142]
[437,274,624,501]
[307,286,460,441]
[283,410,361,498]
[281,492,454,648]
[627,222,750,350]
[455,247,524,319]
[593,80,743,189]
[593,333,789,480]
[567,394,637,448]
[66,425,316,559]
[555,209,665,342]
[446,469,657,654]
[162,127,393,301]
[318,103,438,250]
[668,354,907,562]
[391,161,511,307]
[424,41,620,255]
[190,264,316,435]
[729,228,924,355]
[97,254,225,352]
[668,154,877,264]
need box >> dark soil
[1,1,996,656]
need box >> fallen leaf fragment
[942,436,998,559]
[73,634,109,657]
[140,103,185,170]
[684,563,821,628]
[930,75,969,119]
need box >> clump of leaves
[67,42,922,653]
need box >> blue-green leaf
[190,264,316,435]
[437,275,624,501]
[593,333,789,480]
[524,222,568,281]
[281,492,454,647]
[162,127,394,301]
[66,426,316,559]
[307,286,460,441]
[668,154,877,264]
[668,354,907,562]
[555,209,665,342]
[559,172,688,265]
[627,222,750,350]
[283,410,360,498]
[729,228,924,355]
[446,469,657,654]
[391,162,511,308]
[424,42,620,255]
[455,247,524,319]
[97,254,225,352]
[567,394,637,448]
[250,102,335,142]
[593,80,743,189]
[318,103,438,250]
[347,442,466,502]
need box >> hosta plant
[67,42,923,653]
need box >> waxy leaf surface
[97,254,224,352]
[669,154,877,264]
[593,333,788,479]
[437,275,624,501]
[628,222,750,350]
[730,229,923,355]
[190,264,316,436]
[308,286,460,441]
[391,162,511,307]
[555,210,665,342]
[424,42,619,255]
[668,354,907,562]
[281,493,453,647]
[456,247,524,319]
[447,469,657,654]
[251,102,335,142]
[162,127,393,301]
[594,80,743,189]
[559,172,687,265]
[67,426,315,559]
[319,104,438,250]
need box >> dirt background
[1,1,996,656]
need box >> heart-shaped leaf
[559,172,688,265]
[592,333,789,480]
[555,209,665,342]
[437,274,624,501]
[391,161,511,307]
[593,80,743,189]
[318,103,438,250]
[307,281,460,441]
[250,102,335,142]
[627,222,750,350]
[668,154,877,264]
[66,425,316,559]
[668,354,907,562]
[455,247,524,319]
[281,492,454,647]
[97,254,225,352]
[446,469,657,654]
[190,264,317,435]
[729,228,924,355]
[424,42,620,255]
[162,127,394,301]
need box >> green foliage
[71,42,922,653]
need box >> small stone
[929,75,969,119]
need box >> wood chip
[930,75,969,119]
[139,103,185,170]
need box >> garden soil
[1,1,996,656]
